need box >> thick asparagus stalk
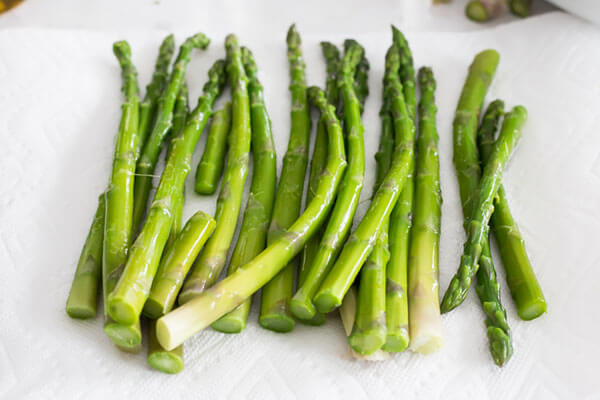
[313,45,414,314]
[66,193,105,319]
[138,34,175,157]
[102,41,142,349]
[259,25,311,332]
[384,27,416,352]
[465,0,505,22]
[194,102,232,195]
[178,35,251,305]
[105,59,226,327]
[478,102,546,321]
[407,67,444,354]
[211,47,278,333]
[290,40,365,321]
[131,33,210,234]
[441,105,526,313]
[292,42,340,326]
[156,86,347,351]
[509,0,532,17]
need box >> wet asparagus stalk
[155,86,347,351]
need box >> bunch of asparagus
[66,24,546,374]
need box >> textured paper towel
[0,12,599,399]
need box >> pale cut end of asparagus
[408,299,444,354]
[339,288,390,361]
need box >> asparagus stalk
[105,59,226,327]
[383,27,416,353]
[194,102,232,195]
[344,39,369,112]
[178,35,251,305]
[509,0,532,17]
[155,86,347,351]
[259,25,311,332]
[465,0,505,22]
[101,41,142,349]
[441,105,526,313]
[137,34,175,157]
[292,42,340,326]
[313,44,415,314]
[407,67,444,354]
[478,102,546,321]
[211,47,278,333]
[131,33,210,234]
[66,193,105,319]
[146,212,216,374]
[290,40,365,321]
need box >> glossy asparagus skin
[477,102,546,321]
[155,86,347,351]
[194,102,232,195]
[313,45,414,314]
[290,40,365,321]
[106,60,226,326]
[407,67,444,355]
[132,33,210,233]
[66,193,105,319]
[211,47,278,333]
[178,35,251,304]
[259,25,311,332]
[441,105,526,313]
[102,41,142,349]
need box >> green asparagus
[212,47,278,333]
[178,35,251,305]
[509,0,532,17]
[441,105,526,313]
[131,33,210,234]
[155,86,347,351]
[259,25,311,332]
[194,102,232,195]
[106,59,226,326]
[148,320,184,374]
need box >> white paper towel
[0,12,599,399]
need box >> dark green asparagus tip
[203,59,227,92]
[320,41,340,62]
[466,1,491,22]
[160,34,176,57]
[307,86,325,108]
[113,40,132,62]
[418,66,436,90]
[341,41,364,82]
[286,24,301,47]
[104,322,142,348]
[483,301,513,366]
[185,32,210,51]
[112,40,138,99]
[241,46,256,74]
[225,33,239,53]
[148,350,184,374]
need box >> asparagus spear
[313,44,414,314]
[137,34,175,157]
[101,41,143,349]
[194,102,232,195]
[383,27,416,352]
[441,105,526,313]
[211,47,278,333]
[178,35,251,305]
[292,41,340,326]
[478,102,546,321]
[106,59,226,326]
[66,193,105,319]
[509,0,532,17]
[465,0,505,22]
[290,40,365,321]
[131,33,210,234]
[344,39,369,112]
[407,67,444,354]
[148,320,184,374]
[259,25,311,332]
[155,86,347,351]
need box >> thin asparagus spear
[66,193,105,319]
[470,99,513,366]
[344,39,369,112]
[466,0,505,22]
[155,86,347,351]
[138,34,175,157]
[407,67,444,354]
[146,212,216,374]
[290,40,365,321]
[102,41,142,349]
[478,102,546,321]
[194,102,232,195]
[441,105,526,313]
[178,35,251,305]
[509,0,532,17]
[384,27,416,352]
[211,47,278,333]
[105,59,226,327]
[292,41,340,326]
[131,33,210,234]
[259,25,311,332]
[313,44,415,314]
